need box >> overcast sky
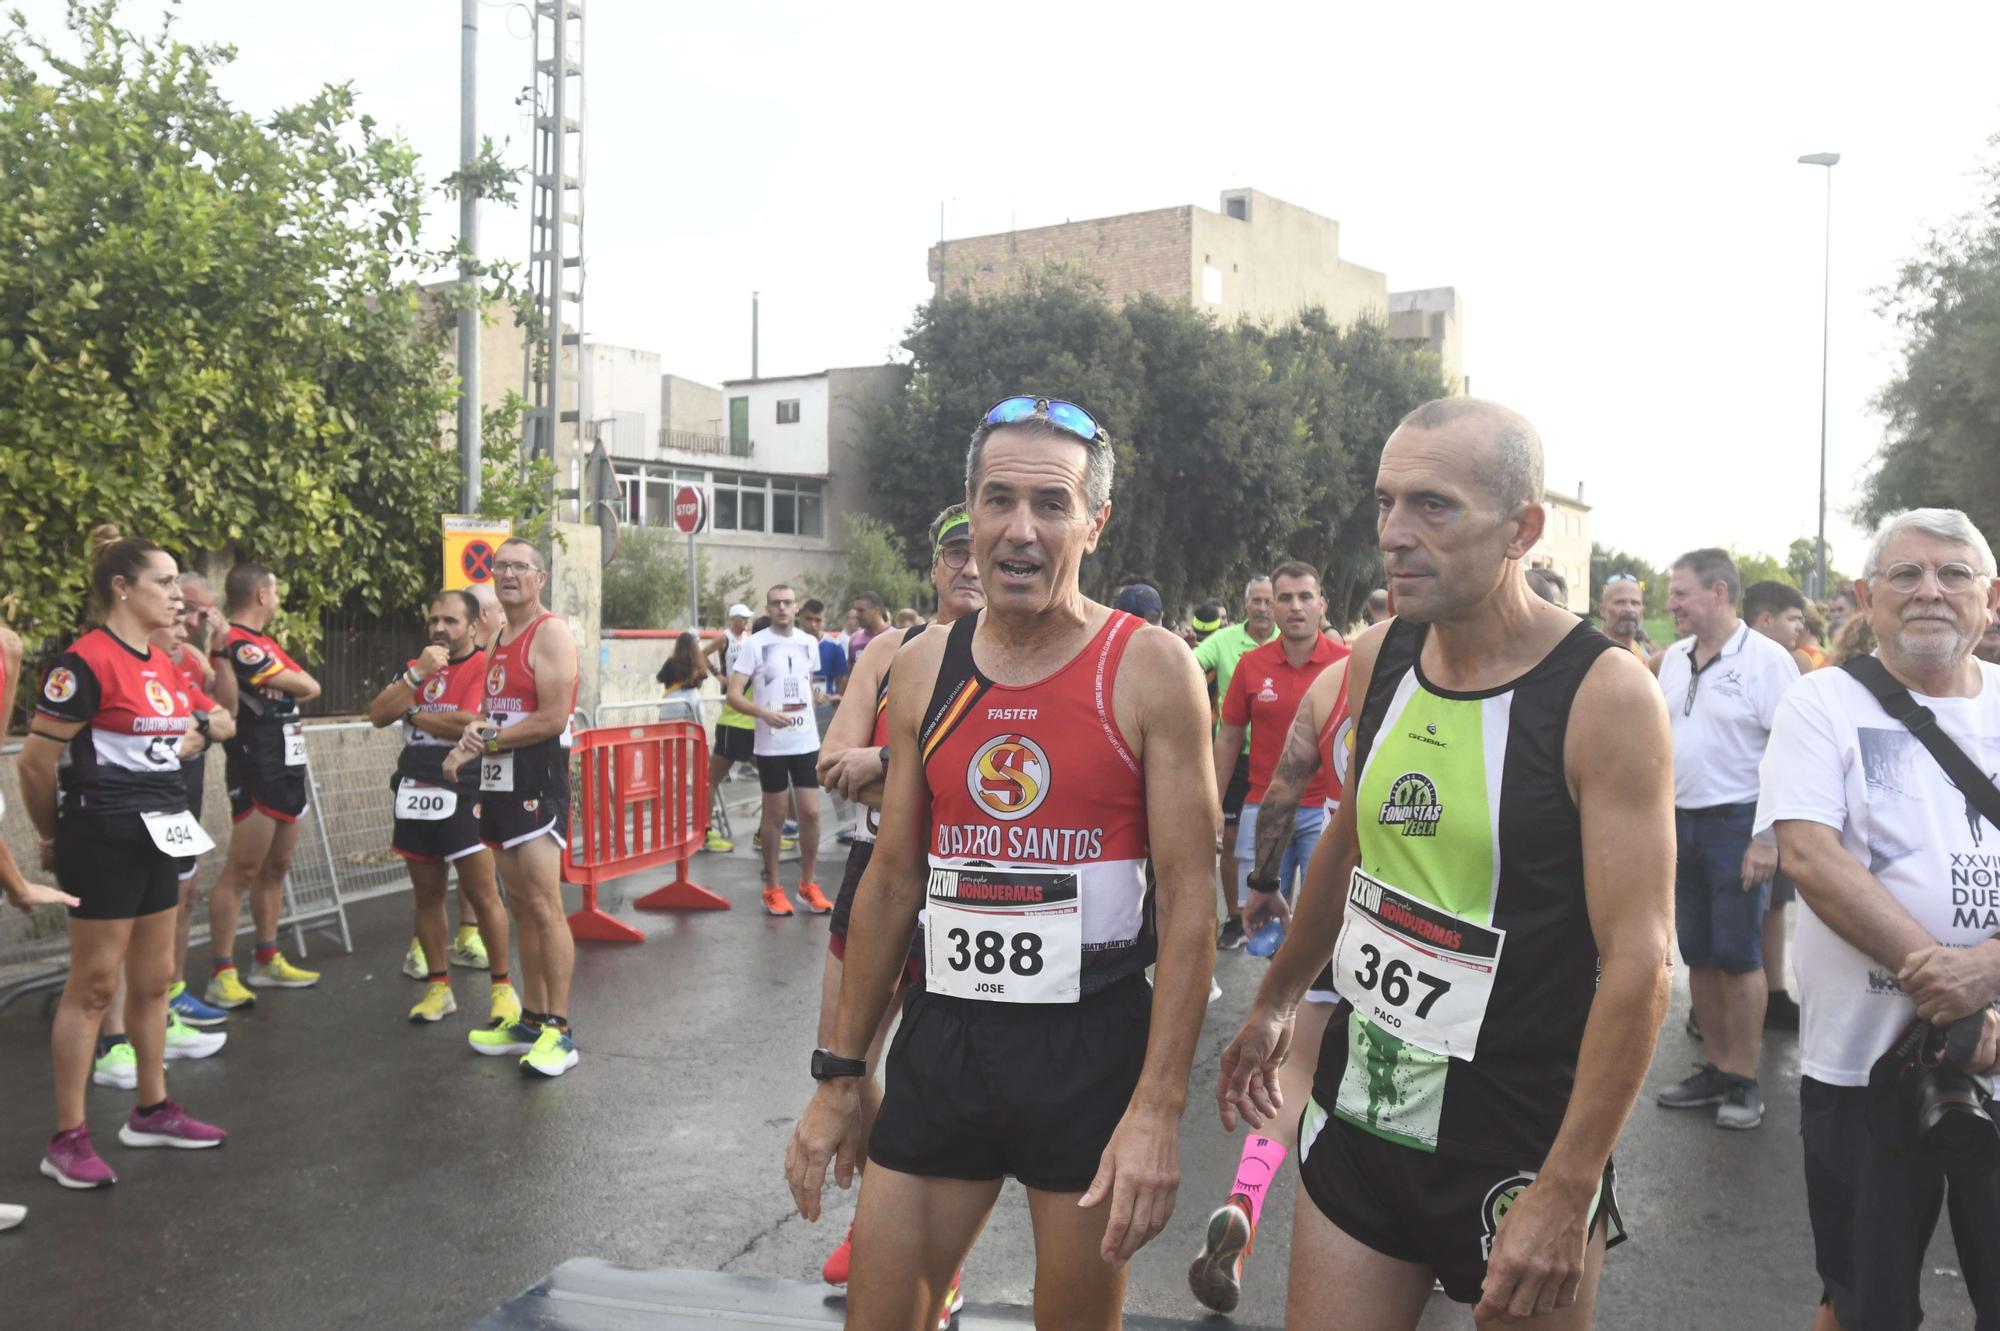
[24,1,2000,574]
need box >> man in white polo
[1655,547,1799,1130]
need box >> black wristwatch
[878,745,889,772]
[1245,874,1281,895]
[192,709,211,736]
[811,1048,867,1081]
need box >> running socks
[1231,1135,1288,1229]
[135,1100,166,1117]
[426,972,448,986]
[491,974,510,989]
[211,958,235,975]
[96,1034,130,1057]
[253,940,278,965]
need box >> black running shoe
[1217,918,1247,951]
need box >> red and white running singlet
[917,611,1151,1002]
[1319,671,1355,817]
[399,649,484,787]
[37,627,193,815]
[480,613,577,795]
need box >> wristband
[1246,874,1281,895]
[484,735,503,756]
[403,668,424,690]
[192,710,211,736]
[811,1049,867,1081]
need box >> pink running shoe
[118,1100,226,1150]
[40,1125,116,1189]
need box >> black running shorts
[225,734,308,823]
[1297,1108,1624,1304]
[869,973,1151,1193]
[477,779,570,852]
[58,813,181,922]
[713,724,754,764]
[392,786,485,865]
[1221,750,1251,827]
[756,749,819,793]
[182,751,207,822]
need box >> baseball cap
[728,603,752,620]
[1113,583,1164,625]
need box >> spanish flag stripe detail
[921,678,985,764]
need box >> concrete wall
[720,374,833,474]
[1193,189,1387,328]
[825,363,910,544]
[1389,286,1466,392]
[550,521,603,717]
[929,206,1194,306]
[582,343,662,458]
[661,374,724,442]
[1528,490,1592,613]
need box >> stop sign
[672,485,707,534]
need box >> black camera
[1867,1013,2000,1172]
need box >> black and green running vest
[1310,617,1615,1167]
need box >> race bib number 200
[1332,867,1507,1059]
[395,781,458,821]
[925,865,1081,1004]
[283,722,307,767]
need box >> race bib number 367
[1333,867,1506,1060]
[925,865,1082,1004]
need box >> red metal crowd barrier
[563,719,728,941]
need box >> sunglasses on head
[1606,574,1641,585]
[980,396,1109,447]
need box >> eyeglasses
[980,396,1109,446]
[937,544,972,571]
[492,560,539,575]
[1606,574,1641,586]
[1878,561,1981,594]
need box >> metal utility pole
[525,0,586,509]
[456,0,480,512]
[1798,151,1840,600]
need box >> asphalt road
[0,800,1981,1329]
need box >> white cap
[728,603,752,619]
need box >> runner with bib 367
[1218,398,1676,1329]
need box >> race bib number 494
[141,810,215,857]
[1333,867,1506,1060]
[925,865,1081,1004]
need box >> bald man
[1218,397,1674,1328]
[1599,577,1646,658]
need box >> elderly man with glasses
[1654,546,1801,1129]
[1757,507,2000,1331]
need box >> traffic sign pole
[670,485,708,631]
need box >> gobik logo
[967,733,1050,821]
[1480,1174,1536,1260]
[1379,772,1442,837]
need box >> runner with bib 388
[1218,398,1675,1328]
[785,395,1220,1331]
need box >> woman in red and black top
[19,526,227,1190]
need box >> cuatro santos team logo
[42,667,76,703]
[486,663,507,696]
[1379,771,1442,837]
[143,679,175,716]
[423,674,448,703]
[235,641,266,667]
[967,733,1050,821]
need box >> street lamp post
[1798,151,1840,600]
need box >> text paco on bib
[1333,867,1507,1060]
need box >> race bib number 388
[1333,867,1506,1059]
[925,864,1082,1004]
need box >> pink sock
[1231,1134,1289,1229]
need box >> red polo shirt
[1221,632,1349,804]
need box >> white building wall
[583,343,662,459]
[726,375,831,474]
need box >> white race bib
[141,810,215,857]
[395,780,458,822]
[1332,867,1507,1059]
[479,751,515,793]
[925,865,1081,1004]
[283,722,307,767]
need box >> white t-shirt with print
[1659,621,1798,808]
[733,627,820,757]
[1754,658,2000,1086]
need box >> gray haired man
[1758,507,2000,1331]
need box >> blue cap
[1113,583,1164,624]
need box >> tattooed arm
[1243,661,1347,930]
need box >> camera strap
[1841,655,2000,834]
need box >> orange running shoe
[762,886,795,917]
[938,1270,965,1329]
[822,1222,854,1286]
[798,881,834,914]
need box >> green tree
[600,528,752,631]
[0,2,497,643]
[1732,548,1793,591]
[1863,133,2000,537]
[801,515,926,615]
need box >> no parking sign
[443,515,514,590]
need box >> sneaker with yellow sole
[408,982,457,1023]
[703,830,735,854]
[447,928,489,970]
[91,1041,137,1090]
[469,1018,540,1057]
[401,938,427,980]
[247,955,319,989]
[204,968,256,1010]
[520,1024,578,1078]
[488,985,523,1029]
